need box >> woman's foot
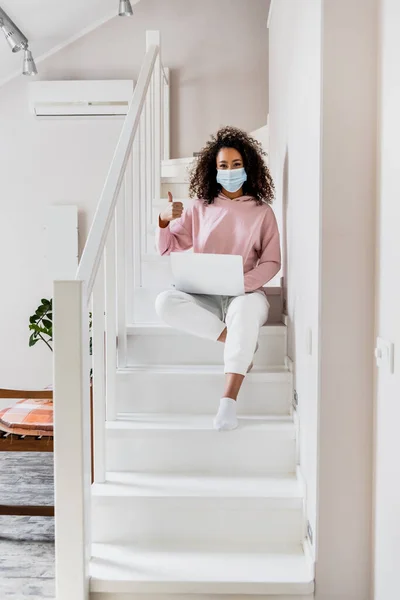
[213,397,238,431]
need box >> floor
[0,452,55,599]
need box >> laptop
[170,252,245,296]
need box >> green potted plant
[29,298,92,369]
[29,298,53,351]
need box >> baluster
[134,118,143,289]
[163,67,170,161]
[154,43,162,206]
[150,71,155,229]
[125,147,135,323]
[145,73,152,255]
[92,256,106,483]
[116,183,128,367]
[105,216,117,420]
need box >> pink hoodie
[157,193,281,293]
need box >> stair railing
[52,30,168,600]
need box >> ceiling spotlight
[0,11,28,52]
[119,0,133,17]
[22,47,37,76]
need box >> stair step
[108,413,294,431]
[161,181,190,196]
[126,323,286,368]
[116,365,292,415]
[161,156,194,183]
[130,285,284,324]
[106,415,297,475]
[93,471,302,499]
[90,545,314,596]
[127,323,285,336]
[92,472,304,548]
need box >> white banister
[163,67,170,161]
[145,75,153,246]
[116,183,128,367]
[54,280,91,600]
[134,119,143,287]
[54,30,169,599]
[161,64,169,85]
[105,216,117,421]
[92,257,106,483]
[147,31,162,233]
[125,149,135,323]
[153,38,162,207]
[76,44,159,297]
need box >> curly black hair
[188,126,275,205]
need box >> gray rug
[0,453,55,599]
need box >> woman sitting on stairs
[155,126,281,432]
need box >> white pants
[155,290,270,376]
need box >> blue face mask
[216,167,247,193]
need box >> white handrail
[76,44,159,296]
[161,64,169,85]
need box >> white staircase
[53,30,314,600]
[89,160,313,597]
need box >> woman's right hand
[159,192,184,228]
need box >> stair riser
[161,161,192,182]
[127,331,286,368]
[116,372,292,415]
[92,595,314,600]
[92,497,304,549]
[131,286,284,325]
[161,182,190,197]
[106,431,296,475]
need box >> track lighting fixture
[0,6,37,76]
[119,0,133,17]
[22,47,38,76]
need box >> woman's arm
[244,207,281,293]
[156,205,193,256]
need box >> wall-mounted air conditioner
[29,80,135,118]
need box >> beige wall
[38,0,270,159]
[373,0,400,597]
[0,0,269,389]
[269,0,377,597]
[317,1,377,597]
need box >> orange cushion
[0,399,53,436]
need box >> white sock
[213,397,238,431]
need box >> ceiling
[0,0,141,86]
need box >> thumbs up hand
[159,192,184,228]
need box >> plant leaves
[29,335,39,347]
[29,324,49,335]
[42,319,52,329]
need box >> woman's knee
[155,289,185,321]
[226,293,269,328]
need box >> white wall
[37,0,270,159]
[0,77,123,389]
[268,0,322,558]
[0,0,269,389]
[373,0,400,598]
[269,0,377,597]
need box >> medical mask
[216,168,247,193]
